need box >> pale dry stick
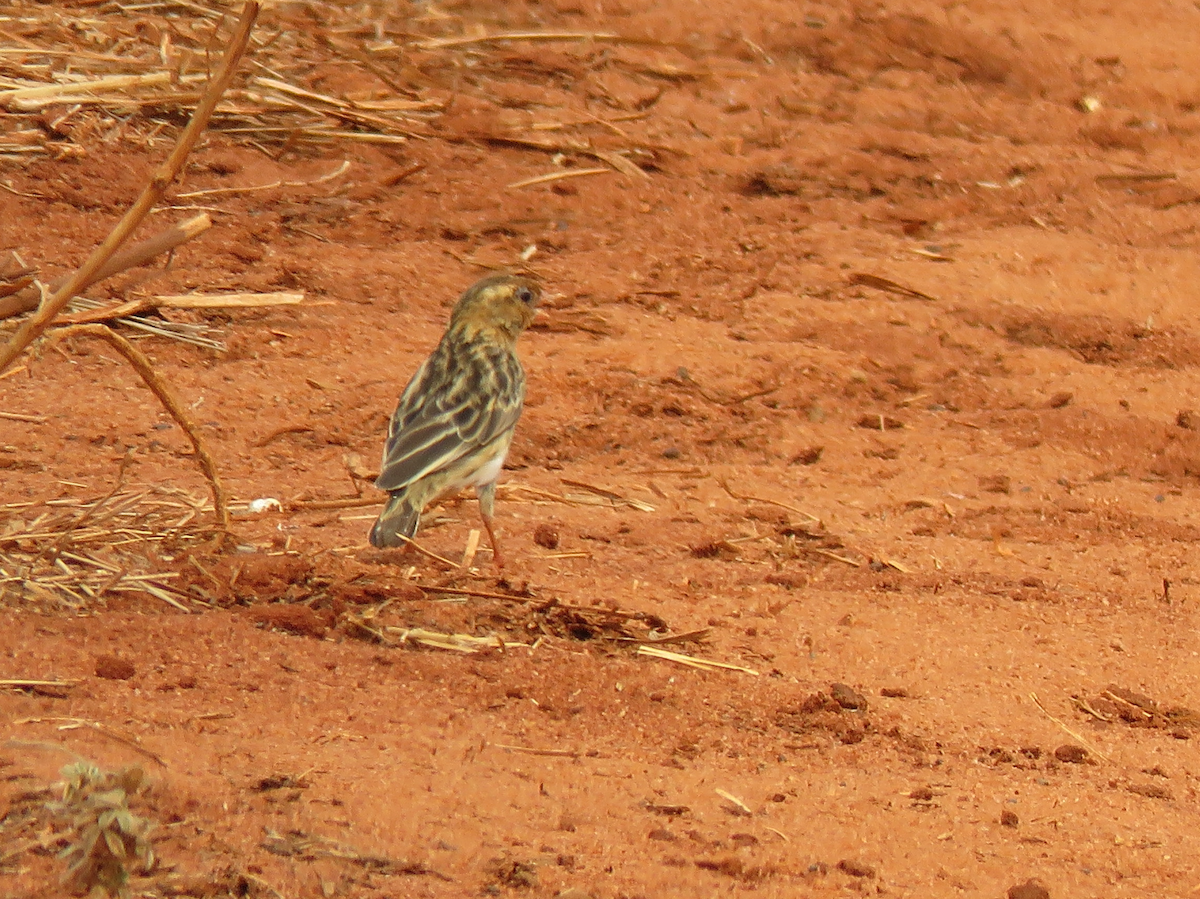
[1029,692,1111,763]
[154,291,302,309]
[390,533,459,568]
[560,477,655,511]
[49,325,229,534]
[0,679,76,690]
[491,743,581,758]
[461,528,480,569]
[0,212,213,322]
[637,644,760,675]
[0,410,46,423]
[0,2,259,375]
[507,167,611,190]
[715,788,752,814]
[58,290,303,326]
[0,72,175,107]
[417,584,535,603]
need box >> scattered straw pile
[0,487,207,610]
[0,2,676,166]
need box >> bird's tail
[369,493,421,548]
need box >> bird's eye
[516,286,535,304]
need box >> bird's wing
[375,350,524,492]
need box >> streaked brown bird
[370,272,540,567]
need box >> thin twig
[718,478,821,523]
[0,2,259,374]
[390,534,458,568]
[50,325,229,534]
[491,743,581,758]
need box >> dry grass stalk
[416,30,627,50]
[384,626,530,653]
[637,644,760,675]
[49,298,226,351]
[0,2,260,375]
[507,167,611,190]
[0,410,46,423]
[491,743,580,758]
[718,478,821,523]
[848,272,940,302]
[560,478,655,512]
[0,679,76,690]
[175,159,350,199]
[50,325,228,535]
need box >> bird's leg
[477,482,505,569]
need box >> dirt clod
[1127,783,1172,800]
[94,655,136,680]
[1053,744,1090,764]
[533,524,560,549]
[1000,809,1020,827]
[837,858,877,878]
[1007,878,1051,899]
[830,683,868,710]
[979,474,1012,494]
[790,445,825,465]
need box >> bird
[369,272,541,568]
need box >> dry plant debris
[1073,685,1200,736]
[0,2,668,169]
[0,487,206,610]
[260,827,445,879]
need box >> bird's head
[449,272,541,343]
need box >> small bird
[370,272,541,567]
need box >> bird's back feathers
[375,338,525,492]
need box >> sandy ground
[4,0,1200,896]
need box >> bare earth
[4,0,1200,896]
